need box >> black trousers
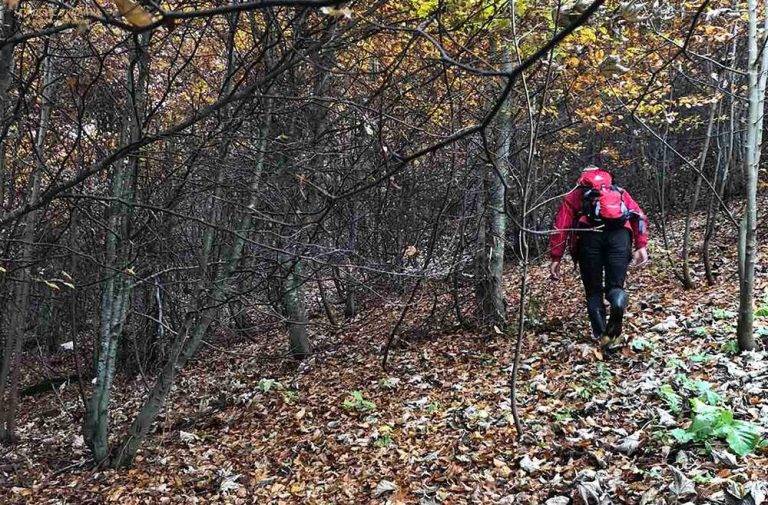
[577,227,632,337]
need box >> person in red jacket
[549,166,649,342]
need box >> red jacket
[549,176,648,261]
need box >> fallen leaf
[374,479,397,497]
[669,466,696,497]
[613,430,643,455]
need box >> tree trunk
[85,32,150,462]
[0,4,17,208]
[282,253,311,358]
[681,101,717,289]
[0,51,53,442]
[736,0,768,352]
[475,47,511,328]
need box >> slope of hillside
[2,211,767,504]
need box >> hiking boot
[587,304,607,340]
[605,288,628,338]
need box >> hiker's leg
[604,228,632,337]
[578,231,606,338]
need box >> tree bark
[736,0,768,352]
[475,46,511,328]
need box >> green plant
[343,390,376,412]
[658,384,682,413]
[713,308,737,321]
[720,340,739,355]
[525,292,546,329]
[674,374,720,405]
[692,327,709,338]
[282,389,299,404]
[675,373,695,390]
[576,363,613,399]
[670,399,764,457]
[694,381,721,406]
[553,409,574,422]
[692,471,713,484]
[631,337,655,351]
[665,357,686,370]
[426,402,441,415]
[651,429,672,444]
[754,294,768,317]
[378,377,400,390]
[596,363,610,379]
[688,352,713,363]
[374,424,394,447]
[258,378,280,393]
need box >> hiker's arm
[549,193,579,279]
[624,191,648,251]
[549,193,578,261]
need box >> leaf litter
[0,210,767,504]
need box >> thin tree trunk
[343,201,358,319]
[0,51,53,442]
[737,0,768,352]
[85,32,150,462]
[0,4,17,208]
[282,254,311,358]
[317,272,339,331]
[704,96,735,284]
[681,101,717,289]
[703,18,738,284]
[475,44,510,328]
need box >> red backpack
[577,168,630,228]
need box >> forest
[0,0,767,502]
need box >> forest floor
[2,210,768,504]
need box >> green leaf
[723,421,762,457]
[694,381,721,406]
[670,428,695,443]
[691,327,708,337]
[720,340,739,355]
[676,373,696,391]
[343,390,376,412]
[687,399,721,439]
[672,397,764,457]
[713,309,736,320]
[658,384,682,413]
[631,337,654,351]
[666,357,686,370]
[258,378,279,392]
[689,352,712,363]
